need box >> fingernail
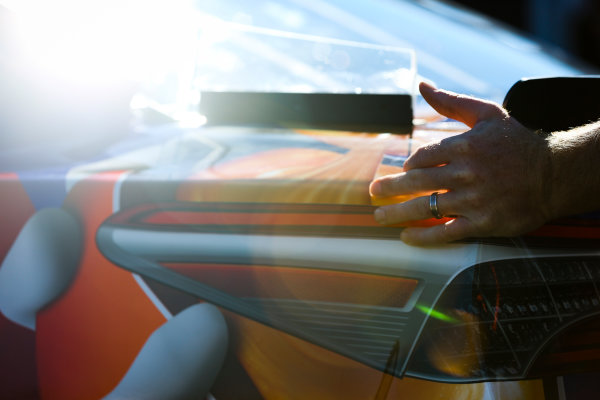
[370,181,381,196]
[374,208,386,224]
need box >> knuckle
[406,169,426,191]
[475,213,494,230]
[406,147,426,167]
[381,202,410,224]
[386,170,430,195]
[450,137,473,155]
[390,173,407,194]
[406,141,440,168]
[378,174,402,196]
[463,191,482,208]
[453,168,476,185]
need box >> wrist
[545,122,600,219]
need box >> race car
[1,1,599,399]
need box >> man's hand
[370,82,553,245]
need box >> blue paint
[17,169,69,210]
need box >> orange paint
[166,263,419,309]
[36,172,167,400]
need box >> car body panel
[2,124,600,399]
[2,0,600,399]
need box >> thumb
[419,82,505,128]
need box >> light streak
[416,304,458,323]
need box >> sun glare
[5,0,197,87]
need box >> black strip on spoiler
[199,91,413,133]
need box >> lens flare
[416,304,458,323]
[6,0,197,87]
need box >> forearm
[546,120,600,219]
